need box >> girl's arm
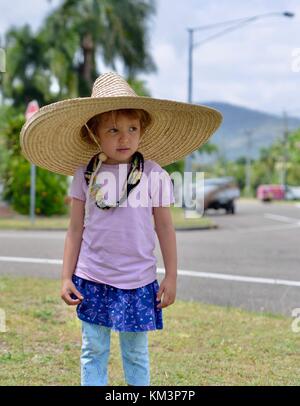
[61,198,85,305]
[153,206,177,309]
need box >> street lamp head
[283,11,295,18]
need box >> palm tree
[3,0,156,107]
[3,25,54,108]
[43,0,157,96]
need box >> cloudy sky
[0,0,299,117]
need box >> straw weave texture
[20,72,222,176]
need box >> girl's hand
[61,279,84,306]
[156,276,177,309]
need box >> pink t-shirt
[68,159,175,289]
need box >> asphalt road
[0,199,299,316]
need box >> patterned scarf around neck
[84,151,144,212]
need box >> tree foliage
[1,0,157,215]
[3,0,157,104]
[205,129,300,196]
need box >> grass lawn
[0,276,299,386]
[0,207,215,231]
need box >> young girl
[20,71,222,386]
[62,107,177,386]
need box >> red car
[256,184,285,202]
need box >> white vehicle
[285,186,300,201]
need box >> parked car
[285,186,300,201]
[195,177,240,215]
[256,184,300,202]
[256,184,285,202]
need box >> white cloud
[0,0,61,35]
[140,42,187,101]
[143,0,300,116]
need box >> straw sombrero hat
[20,71,222,176]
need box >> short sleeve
[68,166,87,202]
[150,165,175,207]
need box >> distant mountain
[194,101,300,163]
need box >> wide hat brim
[20,95,222,176]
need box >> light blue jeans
[80,320,150,386]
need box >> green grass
[0,207,215,230]
[0,276,299,386]
[170,207,215,229]
[0,215,70,230]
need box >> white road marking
[0,256,62,264]
[264,213,300,224]
[158,268,300,287]
[0,256,299,288]
[224,213,300,233]
[240,223,300,233]
[217,223,300,234]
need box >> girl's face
[97,112,141,164]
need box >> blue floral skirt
[71,274,163,332]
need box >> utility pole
[281,111,289,191]
[245,130,253,197]
[220,133,227,176]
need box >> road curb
[175,224,218,231]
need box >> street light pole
[187,29,193,104]
[184,11,295,187]
[185,28,194,176]
[183,29,196,211]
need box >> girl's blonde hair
[81,109,152,146]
